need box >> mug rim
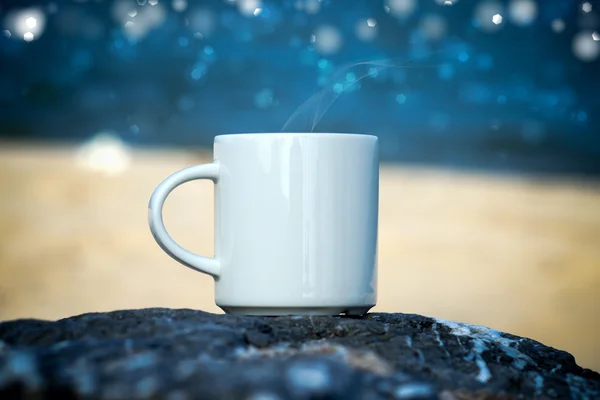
[215,133,377,141]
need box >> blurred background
[1,0,599,370]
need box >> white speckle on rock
[198,353,213,363]
[63,358,96,395]
[0,351,43,390]
[473,354,492,383]
[234,345,257,358]
[550,364,562,374]
[73,372,96,396]
[286,361,331,393]
[175,360,197,381]
[245,391,281,400]
[124,352,158,370]
[237,341,392,376]
[404,336,425,364]
[51,341,71,351]
[432,323,451,358]
[534,374,544,396]
[235,343,292,359]
[70,364,96,395]
[435,318,535,383]
[302,342,347,356]
[124,338,133,353]
[394,383,434,398]
[461,337,492,383]
[334,324,346,335]
[135,376,159,398]
[566,373,600,399]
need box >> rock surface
[0,308,598,399]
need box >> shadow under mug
[149,133,379,315]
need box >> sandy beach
[1,142,599,371]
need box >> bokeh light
[116,1,167,40]
[75,132,132,176]
[25,17,37,29]
[420,14,447,40]
[386,0,417,18]
[112,0,136,23]
[254,88,275,109]
[3,7,46,42]
[303,0,321,15]
[508,0,538,27]
[551,19,565,33]
[237,0,263,17]
[355,18,378,42]
[582,2,592,13]
[474,1,504,32]
[47,3,58,14]
[172,0,187,12]
[188,8,216,38]
[314,25,342,55]
[572,30,600,61]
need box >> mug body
[213,133,378,315]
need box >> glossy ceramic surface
[149,133,379,315]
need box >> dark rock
[244,330,274,349]
[0,309,598,399]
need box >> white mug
[149,133,379,316]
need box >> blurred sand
[0,143,599,371]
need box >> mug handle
[148,162,221,278]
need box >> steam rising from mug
[281,53,454,133]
